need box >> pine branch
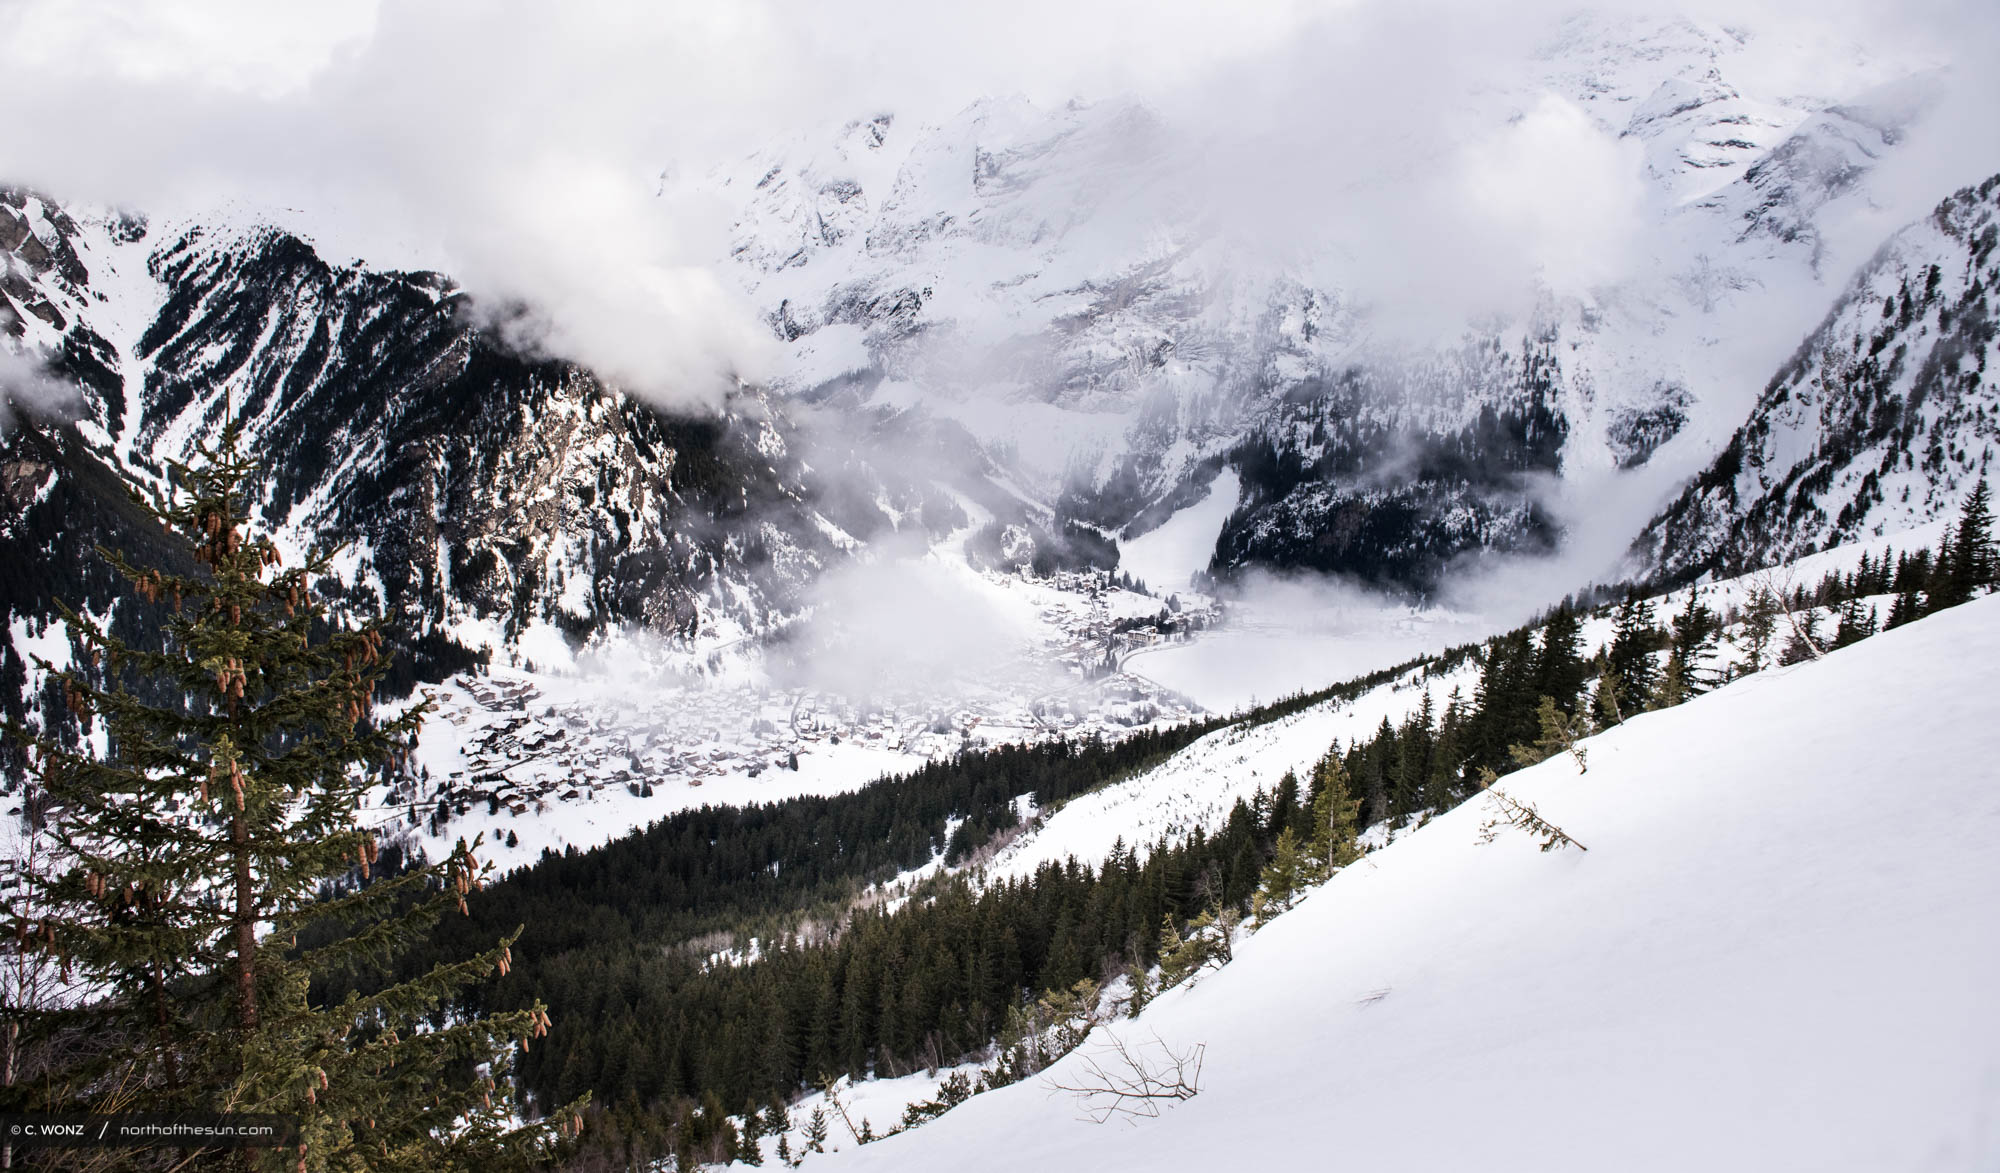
[1477,785,1588,853]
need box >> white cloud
[0,0,1994,409]
[768,545,1045,698]
[0,350,84,434]
[2,0,379,98]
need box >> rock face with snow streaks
[1641,173,2000,580]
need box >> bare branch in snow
[1044,1030,1205,1124]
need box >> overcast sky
[2,0,1996,406]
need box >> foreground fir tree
[6,422,583,1170]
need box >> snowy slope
[827,593,2000,1173]
[980,663,1474,885]
[1642,172,2000,580]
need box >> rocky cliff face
[1639,173,2000,581]
[0,190,881,701]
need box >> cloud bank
[0,350,84,434]
[0,0,1994,409]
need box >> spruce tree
[1832,598,1879,648]
[801,1107,829,1154]
[1305,748,1361,878]
[1891,548,1932,596]
[1587,652,1627,727]
[1249,828,1308,926]
[1736,589,1780,675]
[1423,690,1465,812]
[1606,593,1660,707]
[1778,607,1825,665]
[1934,477,1996,609]
[1654,649,1689,709]
[1529,605,1587,713]
[6,422,582,1170]
[1123,959,1153,1019]
[1508,696,1590,773]
[1665,592,1719,698]
[1886,587,1923,630]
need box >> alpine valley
[2,5,1996,1171]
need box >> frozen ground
[819,590,2000,1173]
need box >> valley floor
[810,593,2000,1172]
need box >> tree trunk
[233,812,258,1032]
[4,1016,15,1170]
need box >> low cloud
[1,0,1992,408]
[0,350,84,434]
[766,544,1048,699]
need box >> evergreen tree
[1832,598,1879,648]
[738,1101,767,1166]
[1155,911,1221,989]
[1587,652,1627,727]
[6,422,581,1170]
[1508,696,1591,773]
[1665,592,1719,698]
[1932,477,1996,610]
[1962,477,1996,588]
[1305,748,1361,878]
[1250,828,1308,926]
[1422,689,1465,812]
[1891,548,1933,595]
[802,1107,829,1154]
[1737,588,1780,675]
[1778,607,1825,665]
[1391,694,1434,819]
[1123,960,1153,1019]
[1654,647,1689,709]
[1529,605,1587,714]
[1606,593,1660,707]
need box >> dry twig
[1044,1030,1205,1124]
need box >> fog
[3,1,1991,408]
[765,543,1049,700]
[0,351,83,434]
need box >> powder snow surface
[825,594,2000,1172]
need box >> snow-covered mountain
[1,8,1990,721]
[689,13,1955,592]
[1639,171,2000,580]
[0,186,998,685]
[809,589,2000,1173]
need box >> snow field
[824,592,2000,1173]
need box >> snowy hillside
[822,592,2000,1173]
[927,519,1938,897]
